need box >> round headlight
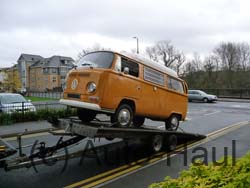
[87,82,96,93]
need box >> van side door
[111,57,141,110]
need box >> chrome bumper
[59,99,114,113]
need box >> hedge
[150,153,250,188]
[0,108,76,125]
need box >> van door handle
[136,85,141,90]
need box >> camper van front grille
[68,93,80,99]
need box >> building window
[144,67,165,86]
[60,67,67,75]
[121,58,139,77]
[52,77,57,83]
[43,68,49,74]
[52,68,57,74]
[167,77,184,93]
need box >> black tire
[203,98,208,103]
[165,115,180,131]
[149,134,164,153]
[133,116,145,127]
[77,108,96,123]
[111,104,134,127]
[105,137,114,141]
[165,134,177,151]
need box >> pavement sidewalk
[218,97,250,103]
[0,120,53,137]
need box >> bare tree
[237,42,250,71]
[146,41,186,70]
[203,56,215,73]
[213,42,241,88]
[175,52,186,76]
[145,46,159,62]
[192,52,202,71]
[213,42,239,72]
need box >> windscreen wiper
[81,63,94,69]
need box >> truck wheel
[77,108,96,123]
[111,104,133,127]
[165,134,177,151]
[149,134,163,153]
[105,137,114,141]
[165,115,179,131]
[133,116,145,127]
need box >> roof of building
[17,54,43,62]
[30,55,74,68]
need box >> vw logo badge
[71,79,78,90]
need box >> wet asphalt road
[0,101,250,188]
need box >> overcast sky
[1,0,250,67]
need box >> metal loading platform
[52,117,206,140]
[0,117,206,171]
[0,137,17,160]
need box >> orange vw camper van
[60,51,188,130]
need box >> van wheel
[111,104,133,127]
[133,116,145,127]
[77,108,96,123]
[165,115,179,131]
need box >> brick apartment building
[17,53,74,92]
[0,65,21,92]
[0,68,8,91]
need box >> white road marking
[204,111,221,116]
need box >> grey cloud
[1,0,250,66]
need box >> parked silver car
[188,90,218,103]
[0,93,36,113]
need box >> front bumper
[209,98,218,101]
[59,99,114,113]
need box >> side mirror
[124,67,129,74]
[28,99,31,102]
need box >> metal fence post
[22,101,24,120]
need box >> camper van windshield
[77,52,114,69]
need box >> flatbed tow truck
[0,117,206,171]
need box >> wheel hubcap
[153,135,163,152]
[118,109,131,126]
[171,117,178,129]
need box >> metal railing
[198,89,250,99]
[0,102,65,113]
[0,102,69,125]
[27,92,63,99]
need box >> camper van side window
[167,77,184,93]
[144,67,165,86]
[121,58,139,77]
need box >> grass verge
[25,96,54,102]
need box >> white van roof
[118,51,178,78]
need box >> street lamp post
[133,36,139,54]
